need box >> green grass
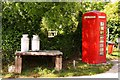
[3,51,120,78]
[111,51,120,57]
[106,51,120,60]
[3,59,113,78]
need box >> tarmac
[66,59,120,78]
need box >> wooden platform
[15,50,63,73]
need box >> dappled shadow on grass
[106,54,118,60]
[106,51,120,60]
[20,59,113,78]
[55,60,113,77]
[111,52,120,57]
[3,57,113,78]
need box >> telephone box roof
[83,11,106,15]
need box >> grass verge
[2,59,113,78]
[106,51,120,60]
[3,51,120,78]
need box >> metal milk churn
[32,35,40,51]
[21,34,29,52]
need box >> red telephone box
[82,11,106,64]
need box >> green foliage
[2,59,113,78]
[33,67,56,76]
[111,51,120,57]
[104,2,119,41]
[2,2,45,64]
[2,2,109,65]
[106,52,119,60]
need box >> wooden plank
[55,56,62,71]
[55,56,59,71]
[15,56,18,73]
[18,56,22,73]
[15,50,63,73]
[59,56,62,70]
[15,50,63,56]
[15,56,22,73]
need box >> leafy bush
[2,2,108,66]
[104,2,119,41]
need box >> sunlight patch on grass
[106,53,118,60]
[3,59,113,78]
[112,51,120,57]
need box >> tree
[2,2,109,65]
[103,2,119,41]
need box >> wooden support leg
[55,55,62,71]
[15,55,22,73]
